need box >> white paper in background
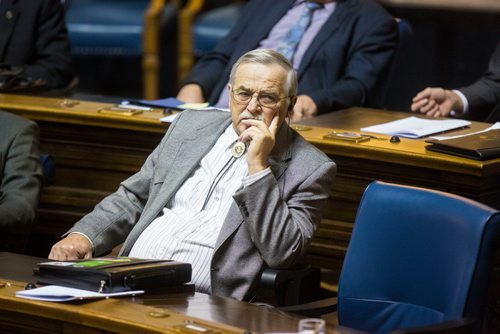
[360,116,471,139]
[160,113,180,123]
[16,285,144,302]
[430,122,500,141]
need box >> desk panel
[0,252,360,334]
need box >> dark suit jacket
[182,0,398,114]
[0,111,42,252]
[0,0,74,89]
[460,42,500,122]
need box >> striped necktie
[276,2,323,61]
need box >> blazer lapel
[0,0,19,60]
[298,0,354,78]
[214,124,293,251]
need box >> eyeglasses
[231,89,290,108]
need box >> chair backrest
[40,154,55,186]
[337,181,500,333]
[369,18,415,110]
[192,3,243,59]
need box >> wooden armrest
[178,0,205,80]
[143,0,166,99]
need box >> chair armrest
[279,297,338,318]
[258,264,311,306]
[260,264,311,288]
[390,318,477,334]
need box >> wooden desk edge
[0,94,168,133]
[298,126,498,176]
[0,278,246,334]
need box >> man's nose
[246,94,261,113]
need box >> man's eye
[237,92,251,99]
[260,95,277,103]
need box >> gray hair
[229,49,298,97]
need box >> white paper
[160,113,180,123]
[16,285,144,302]
[430,122,500,141]
[360,116,471,139]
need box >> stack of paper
[360,116,471,139]
[16,285,143,302]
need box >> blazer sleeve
[232,159,336,268]
[0,121,42,231]
[459,42,500,121]
[65,117,183,256]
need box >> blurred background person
[0,111,42,253]
[177,0,397,121]
[0,0,75,93]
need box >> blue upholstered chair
[65,0,178,98]
[192,2,242,59]
[40,154,55,186]
[283,181,500,333]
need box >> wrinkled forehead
[232,63,288,94]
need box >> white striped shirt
[129,125,269,293]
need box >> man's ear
[288,96,298,114]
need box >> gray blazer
[0,111,42,252]
[460,42,500,121]
[68,110,336,300]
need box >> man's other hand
[48,233,93,261]
[176,84,205,103]
[411,87,463,118]
[291,95,317,122]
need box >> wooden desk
[0,252,361,334]
[2,94,499,280]
[296,108,500,274]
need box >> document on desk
[16,285,144,302]
[430,122,500,140]
[360,116,471,139]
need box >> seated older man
[49,49,336,301]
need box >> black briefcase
[35,257,192,293]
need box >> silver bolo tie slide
[231,141,246,158]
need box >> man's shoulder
[290,129,334,166]
[176,109,231,124]
[0,111,37,133]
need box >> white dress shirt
[129,125,270,293]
